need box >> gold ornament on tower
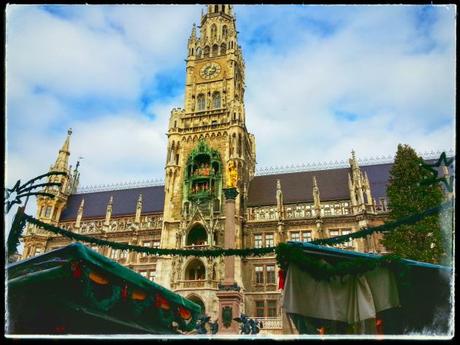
[227,161,238,188]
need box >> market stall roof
[7,242,201,335]
[287,241,452,272]
[282,241,453,335]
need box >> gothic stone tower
[22,129,80,258]
[156,4,256,319]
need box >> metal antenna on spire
[76,156,84,170]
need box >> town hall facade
[22,5,396,334]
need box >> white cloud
[71,111,167,186]
[7,6,142,101]
[5,4,456,200]
[241,5,455,168]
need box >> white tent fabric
[282,262,400,324]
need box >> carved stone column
[216,187,243,334]
[356,215,372,252]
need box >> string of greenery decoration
[23,214,275,258]
[311,199,453,246]
[275,243,409,282]
[8,207,27,257]
[17,198,453,258]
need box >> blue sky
[5,4,456,221]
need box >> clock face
[200,62,221,80]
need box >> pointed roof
[52,129,72,171]
[60,128,72,154]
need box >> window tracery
[197,94,205,111]
[212,92,221,109]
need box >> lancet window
[212,92,221,109]
[197,94,205,111]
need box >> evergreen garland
[23,214,275,257]
[7,207,27,257]
[17,198,453,259]
[275,243,409,282]
[311,200,452,246]
[10,194,451,282]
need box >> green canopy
[7,242,201,335]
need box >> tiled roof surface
[60,160,446,220]
[60,186,165,221]
[247,163,393,206]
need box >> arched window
[212,44,218,57]
[196,47,202,58]
[204,46,210,58]
[211,24,217,41]
[222,25,228,39]
[212,92,221,109]
[220,43,226,55]
[214,5,218,13]
[185,259,206,280]
[197,94,205,111]
[186,224,208,246]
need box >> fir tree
[381,144,445,264]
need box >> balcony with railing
[183,244,212,250]
[175,279,219,289]
[254,317,283,330]
[248,201,353,221]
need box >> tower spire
[276,179,284,220]
[104,196,113,226]
[135,193,143,223]
[53,128,72,172]
[313,176,321,210]
[71,158,81,194]
[61,128,72,153]
[76,198,84,228]
[189,23,197,41]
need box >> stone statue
[227,161,238,188]
[207,259,213,280]
[171,259,177,282]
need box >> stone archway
[185,258,206,280]
[187,293,206,315]
[186,224,208,246]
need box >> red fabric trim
[178,306,191,320]
[376,319,384,335]
[155,293,170,310]
[121,282,128,301]
[71,261,81,279]
[278,269,285,290]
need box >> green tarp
[6,242,201,335]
